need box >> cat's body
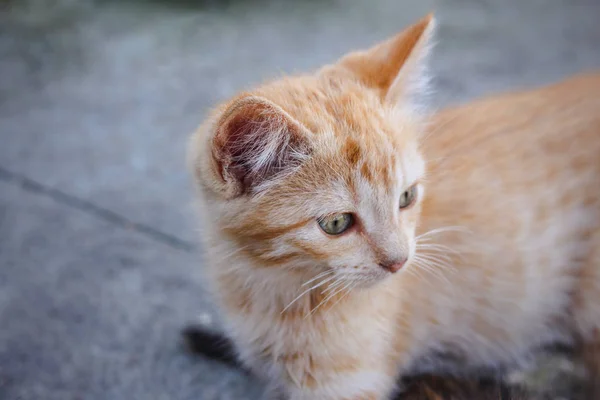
[188,14,600,400]
[408,73,600,376]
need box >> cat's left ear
[338,13,436,109]
[205,95,312,199]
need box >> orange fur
[188,13,600,400]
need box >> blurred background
[0,0,599,399]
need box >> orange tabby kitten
[188,14,600,400]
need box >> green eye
[318,213,354,235]
[399,185,418,209]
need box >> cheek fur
[315,230,370,267]
[290,222,381,272]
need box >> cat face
[283,132,424,288]
[192,15,434,288]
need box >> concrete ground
[0,0,599,399]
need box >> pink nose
[379,258,407,273]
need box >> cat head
[191,14,435,289]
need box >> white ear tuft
[337,13,437,113]
[385,15,436,113]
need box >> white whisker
[328,281,357,311]
[301,270,334,287]
[405,266,430,286]
[414,253,454,271]
[322,277,345,294]
[416,242,461,255]
[281,274,336,313]
[416,226,471,241]
[412,257,453,285]
[415,249,454,264]
[307,280,351,318]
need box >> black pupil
[400,188,414,208]
[333,217,342,229]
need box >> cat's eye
[318,213,354,235]
[399,185,418,209]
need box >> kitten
[188,13,600,400]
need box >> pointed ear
[338,13,436,108]
[209,96,312,198]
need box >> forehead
[272,134,423,219]
[259,75,419,152]
[338,133,424,201]
[257,74,394,134]
[257,75,424,208]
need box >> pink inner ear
[220,110,259,188]
[212,99,310,196]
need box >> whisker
[413,264,449,285]
[405,266,430,286]
[307,280,351,318]
[301,270,334,287]
[412,257,453,285]
[322,278,346,294]
[415,250,454,264]
[328,281,357,311]
[416,243,461,255]
[425,254,460,273]
[417,242,478,261]
[416,226,471,241]
[413,254,450,270]
[281,274,336,313]
[414,253,454,270]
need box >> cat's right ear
[201,96,312,199]
[337,13,436,110]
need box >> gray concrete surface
[1,0,599,399]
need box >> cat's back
[424,71,600,217]
[428,71,600,164]
[406,72,600,370]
